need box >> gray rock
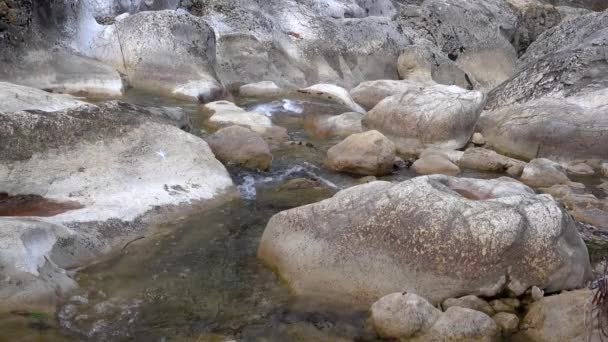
[442,295,495,317]
[399,0,519,89]
[370,292,441,339]
[350,79,422,111]
[363,84,484,155]
[258,175,591,306]
[531,286,544,301]
[471,132,485,145]
[493,312,519,334]
[397,44,470,89]
[325,130,396,176]
[508,0,562,55]
[298,84,365,113]
[567,162,596,176]
[0,101,234,264]
[206,126,272,171]
[85,10,223,101]
[487,11,608,109]
[0,81,88,113]
[0,51,123,98]
[490,299,517,314]
[412,151,461,176]
[516,289,600,341]
[480,89,608,161]
[239,81,284,97]
[521,158,570,188]
[411,307,499,342]
[306,112,363,138]
[459,148,526,176]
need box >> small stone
[442,295,495,316]
[567,162,595,176]
[370,292,442,339]
[471,132,485,145]
[490,299,516,313]
[493,312,519,334]
[501,298,521,309]
[531,286,544,301]
[412,151,460,176]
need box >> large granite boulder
[0,102,234,268]
[479,89,608,160]
[84,10,223,101]
[363,84,484,155]
[258,175,590,306]
[487,11,608,109]
[0,81,87,113]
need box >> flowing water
[2,90,607,341]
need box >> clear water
[2,89,607,341]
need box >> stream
[1,90,605,342]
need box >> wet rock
[397,44,469,89]
[0,81,88,113]
[493,312,519,334]
[0,51,123,98]
[363,83,484,155]
[325,130,396,176]
[370,292,441,339]
[459,148,526,177]
[205,101,272,131]
[412,151,460,176]
[239,81,284,97]
[258,175,591,306]
[442,295,495,317]
[520,158,570,188]
[0,102,234,265]
[298,84,365,113]
[86,10,223,101]
[471,133,485,145]
[516,289,599,341]
[411,307,499,342]
[306,112,363,138]
[206,126,272,171]
[0,217,84,312]
[481,89,608,161]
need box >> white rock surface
[0,81,88,113]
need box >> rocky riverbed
[1,0,608,341]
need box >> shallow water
[3,90,607,341]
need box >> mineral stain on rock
[0,193,82,217]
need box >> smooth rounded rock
[325,130,396,176]
[370,292,441,339]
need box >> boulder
[459,148,526,177]
[258,175,591,306]
[479,89,608,161]
[411,307,499,342]
[517,289,600,341]
[206,126,272,170]
[493,312,519,334]
[442,295,495,317]
[239,81,284,97]
[520,158,570,188]
[205,101,271,129]
[305,112,363,138]
[370,292,442,339]
[350,80,421,111]
[601,163,608,177]
[508,0,562,54]
[0,81,88,113]
[567,162,595,176]
[298,84,365,113]
[0,51,123,98]
[0,102,234,260]
[325,130,396,176]
[489,299,517,314]
[0,218,86,312]
[363,84,484,155]
[412,151,461,176]
[85,10,223,101]
[397,44,470,89]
